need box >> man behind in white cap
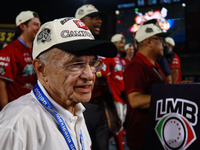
[75,4,102,37]
[102,33,126,150]
[0,10,41,110]
[120,43,134,69]
[124,23,169,150]
[165,37,182,83]
[0,17,117,150]
[111,34,126,59]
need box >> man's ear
[32,59,46,78]
[19,23,26,31]
[146,38,152,47]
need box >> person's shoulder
[0,93,41,128]
[124,56,146,75]
[174,53,180,59]
[126,56,144,68]
[0,40,22,53]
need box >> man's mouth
[75,85,92,93]
[94,25,101,31]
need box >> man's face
[126,46,134,57]
[115,40,126,53]
[25,17,41,41]
[149,36,165,58]
[43,49,96,106]
[81,16,102,35]
[168,43,174,51]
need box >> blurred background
[0,0,200,82]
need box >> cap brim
[156,31,170,37]
[52,39,117,58]
[86,12,103,18]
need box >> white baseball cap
[16,10,35,26]
[111,34,125,42]
[125,43,133,50]
[75,4,100,20]
[135,23,168,42]
[33,17,117,59]
[165,37,175,46]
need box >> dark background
[0,0,200,81]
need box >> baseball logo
[37,28,51,43]
[155,113,196,150]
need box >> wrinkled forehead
[68,55,98,63]
[49,48,97,64]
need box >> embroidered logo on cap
[60,17,74,25]
[37,28,51,43]
[73,20,88,30]
[78,9,84,16]
[145,27,154,33]
[90,5,96,9]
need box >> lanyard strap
[117,56,124,70]
[17,37,29,48]
[33,84,85,150]
[152,67,166,83]
[17,38,32,56]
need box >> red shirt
[0,39,37,101]
[169,53,181,83]
[101,56,125,104]
[123,52,168,149]
[90,56,111,101]
[120,57,133,70]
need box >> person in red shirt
[0,11,41,110]
[124,23,169,150]
[103,34,126,150]
[165,37,182,83]
[120,43,134,69]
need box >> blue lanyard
[17,37,32,56]
[17,37,29,48]
[152,67,166,83]
[117,56,124,70]
[33,84,85,150]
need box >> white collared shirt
[0,81,92,150]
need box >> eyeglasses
[41,59,103,76]
[66,60,103,75]
[150,37,164,43]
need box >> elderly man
[124,23,169,150]
[0,17,117,150]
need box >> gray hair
[37,48,75,65]
[37,49,53,64]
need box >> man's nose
[81,64,95,80]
